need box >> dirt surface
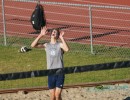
[0,83,130,100]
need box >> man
[31,26,69,100]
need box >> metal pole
[37,0,40,4]
[89,5,94,54]
[2,0,7,46]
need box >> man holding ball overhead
[31,26,69,100]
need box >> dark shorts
[48,74,65,89]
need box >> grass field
[0,36,130,90]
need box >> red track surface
[0,0,130,47]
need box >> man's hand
[59,30,69,52]
[39,26,48,37]
[59,31,64,39]
[31,26,47,48]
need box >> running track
[0,0,130,47]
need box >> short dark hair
[51,28,60,39]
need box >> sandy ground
[0,84,130,100]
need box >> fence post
[2,0,7,46]
[37,0,40,4]
[89,5,94,54]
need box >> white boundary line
[45,11,87,17]
[0,30,128,45]
[1,1,130,38]
[93,40,128,45]
[72,0,130,7]
[0,30,29,35]
[4,5,130,15]
[3,18,130,31]
[47,19,87,25]
[5,14,30,19]
[3,10,130,23]
[6,22,31,27]
[9,0,130,10]
[3,20,130,37]
[47,19,130,30]
[4,5,33,11]
[93,16,130,22]
[92,9,130,15]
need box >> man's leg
[48,75,56,100]
[55,74,65,100]
[49,89,56,100]
[55,87,62,100]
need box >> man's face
[51,29,59,39]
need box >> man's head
[50,28,60,39]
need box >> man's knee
[50,89,56,100]
[55,92,61,100]
[50,93,56,100]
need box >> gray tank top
[45,42,64,69]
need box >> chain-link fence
[1,0,130,56]
[0,0,130,90]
